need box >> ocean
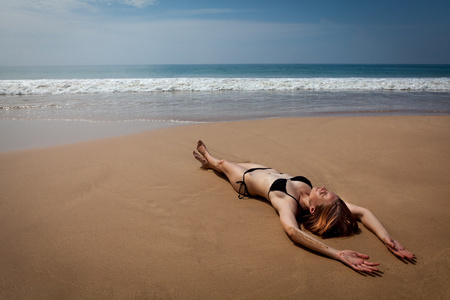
[1,64,449,123]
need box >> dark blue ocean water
[1,64,450,80]
[0,64,449,122]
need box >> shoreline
[2,111,449,153]
[0,119,192,153]
[1,115,449,298]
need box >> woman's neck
[298,191,311,211]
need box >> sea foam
[1,77,450,95]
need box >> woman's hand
[337,250,380,273]
[384,237,415,260]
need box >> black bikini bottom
[236,167,271,199]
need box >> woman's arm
[278,207,379,273]
[346,203,415,260]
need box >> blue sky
[0,0,449,66]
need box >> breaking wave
[1,77,450,95]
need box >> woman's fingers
[363,261,380,266]
[388,245,415,259]
[338,250,380,273]
[350,253,379,273]
[398,249,416,260]
[355,263,379,273]
[356,252,370,259]
[386,237,415,260]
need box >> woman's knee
[216,159,229,170]
[218,159,244,176]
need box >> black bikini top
[236,168,313,204]
[268,176,312,205]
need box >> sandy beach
[1,115,449,299]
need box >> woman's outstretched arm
[278,206,380,273]
[346,203,415,260]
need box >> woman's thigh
[237,163,270,169]
[218,160,249,193]
[220,162,273,196]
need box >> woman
[193,140,415,273]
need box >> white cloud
[1,0,156,14]
[175,8,241,15]
[118,0,157,8]
[2,0,94,14]
[97,0,158,9]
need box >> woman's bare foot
[193,151,211,169]
[194,140,223,173]
[196,140,209,157]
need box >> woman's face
[309,186,339,212]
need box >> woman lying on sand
[193,140,415,273]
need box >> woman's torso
[244,168,312,211]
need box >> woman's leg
[192,154,268,172]
[237,163,271,169]
[194,140,248,193]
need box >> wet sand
[0,120,191,153]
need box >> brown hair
[301,198,358,238]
